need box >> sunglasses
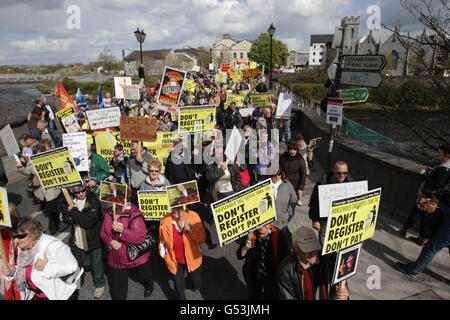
[73,189,86,194]
[149,170,160,173]
[13,233,28,240]
[334,172,348,176]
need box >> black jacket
[280,151,307,192]
[237,226,290,286]
[61,190,103,252]
[223,109,244,130]
[276,253,343,300]
[164,149,196,185]
[422,164,450,202]
[204,162,242,204]
[308,172,355,223]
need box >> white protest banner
[86,107,121,130]
[225,126,243,162]
[114,77,132,99]
[63,132,89,172]
[318,181,368,218]
[275,92,293,119]
[239,107,255,118]
[123,85,140,100]
[0,124,19,157]
[55,106,80,134]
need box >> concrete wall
[292,103,424,223]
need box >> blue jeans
[407,216,450,275]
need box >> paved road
[3,150,449,300]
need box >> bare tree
[377,0,449,160]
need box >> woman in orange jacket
[159,206,206,300]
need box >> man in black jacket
[237,224,289,299]
[308,161,354,245]
[61,184,106,299]
[276,226,349,300]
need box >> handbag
[416,196,439,215]
[125,225,157,262]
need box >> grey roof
[310,34,334,46]
[123,49,172,61]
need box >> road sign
[338,88,369,104]
[340,71,382,88]
[342,55,386,71]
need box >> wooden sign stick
[338,280,347,290]
[61,188,74,207]
[113,203,117,223]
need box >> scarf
[15,244,39,293]
[298,262,327,300]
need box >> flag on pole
[98,86,105,108]
[56,81,79,112]
[76,88,88,108]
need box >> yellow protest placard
[251,93,272,108]
[178,105,216,135]
[183,79,196,92]
[0,188,11,227]
[95,131,185,173]
[215,72,228,84]
[322,188,382,256]
[211,179,276,247]
[225,94,245,109]
[30,147,82,191]
[138,190,171,221]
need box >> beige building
[211,34,253,65]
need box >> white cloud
[11,37,74,54]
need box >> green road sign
[338,88,369,104]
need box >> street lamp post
[267,23,276,90]
[134,27,147,65]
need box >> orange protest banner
[119,116,159,142]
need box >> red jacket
[100,204,150,269]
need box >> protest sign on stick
[138,190,171,221]
[211,179,276,247]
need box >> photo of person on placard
[100,181,127,205]
[332,244,361,285]
[166,181,200,208]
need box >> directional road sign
[340,71,382,88]
[338,88,369,104]
[342,55,386,71]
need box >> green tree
[248,34,289,70]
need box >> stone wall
[292,104,424,223]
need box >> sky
[0,0,433,65]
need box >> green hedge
[279,79,330,100]
[368,79,442,108]
[61,78,115,97]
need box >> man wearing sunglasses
[60,184,106,299]
[308,161,354,245]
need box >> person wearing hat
[276,226,349,300]
[77,112,94,146]
[237,223,289,300]
[61,183,106,299]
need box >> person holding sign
[61,184,106,299]
[308,161,354,245]
[280,141,307,207]
[16,143,63,235]
[100,202,153,300]
[2,217,82,300]
[276,226,349,300]
[0,203,22,300]
[139,160,171,192]
[159,206,206,300]
[87,142,111,195]
[128,141,154,207]
[236,223,289,300]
